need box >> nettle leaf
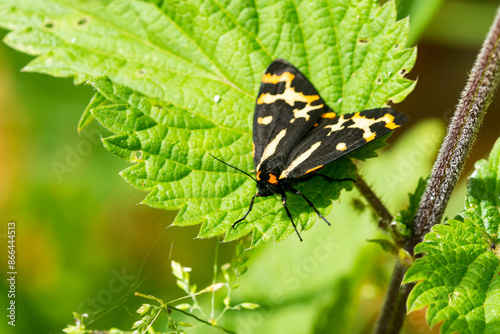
[393,177,428,237]
[0,0,415,246]
[404,138,500,333]
[461,137,500,235]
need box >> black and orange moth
[214,59,409,241]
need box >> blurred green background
[1,0,500,333]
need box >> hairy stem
[375,6,500,334]
[411,6,500,251]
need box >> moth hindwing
[232,59,409,241]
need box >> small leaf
[78,91,106,132]
[239,302,260,310]
[176,280,189,292]
[367,238,398,254]
[136,304,151,315]
[394,177,428,235]
[177,322,194,327]
[175,303,191,310]
[171,261,184,280]
[131,319,144,329]
[201,282,224,293]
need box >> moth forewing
[253,59,328,172]
[281,108,409,180]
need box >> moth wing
[253,59,328,171]
[280,108,409,179]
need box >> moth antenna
[208,153,257,182]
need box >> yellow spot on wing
[336,142,347,151]
[257,116,273,125]
[280,141,322,179]
[382,114,399,129]
[257,72,323,122]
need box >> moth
[214,59,409,241]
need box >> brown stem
[375,6,500,334]
[374,263,414,334]
[355,174,398,236]
[411,6,500,252]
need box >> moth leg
[286,185,331,226]
[233,193,258,228]
[281,192,303,242]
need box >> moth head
[256,179,281,197]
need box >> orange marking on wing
[304,165,323,174]
[320,112,337,119]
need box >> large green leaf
[0,0,416,246]
[404,138,500,333]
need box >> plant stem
[211,237,220,322]
[169,305,236,334]
[411,6,500,252]
[375,6,500,334]
[374,263,414,334]
[355,174,401,242]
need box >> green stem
[169,305,236,334]
[211,237,220,322]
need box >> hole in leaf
[77,17,89,26]
[394,43,400,49]
[399,69,407,76]
[137,68,147,76]
[135,151,143,160]
[44,22,54,29]
[358,38,370,45]
[376,77,382,85]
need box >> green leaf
[367,238,398,254]
[404,138,500,334]
[0,0,416,246]
[78,91,106,132]
[393,177,428,237]
[461,138,500,236]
